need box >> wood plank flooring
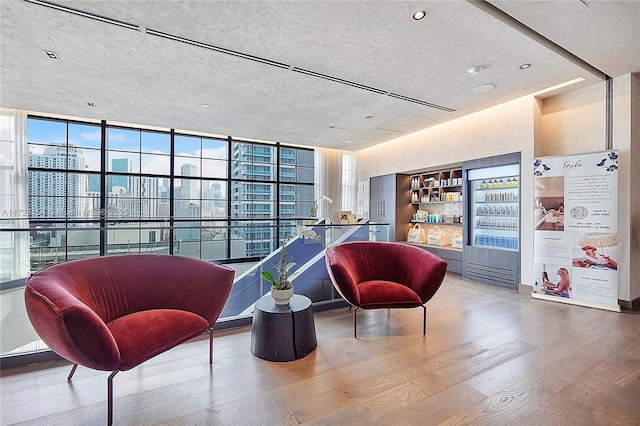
[2,274,639,425]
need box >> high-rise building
[174,163,200,241]
[110,158,131,192]
[141,176,159,218]
[28,145,88,218]
[231,142,277,256]
[179,163,198,200]
[88,174,100,193]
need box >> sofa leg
[353,307,358,338]
[422,305,427,335]
[209,327,214,365]
[67,363,78,381]
[107,370,119,426]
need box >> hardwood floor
[2,274,639,425]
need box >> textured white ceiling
[1,0,638,150]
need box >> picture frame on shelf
[333,211,357,224]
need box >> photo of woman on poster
[572,232,618,270]
[543,268,571,298]
[582,245,618,269]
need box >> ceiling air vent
[293,68,455,113]
[25,0,139,30]
[291,68,388,95]
[146,29,290,70]
[387,93,455,112]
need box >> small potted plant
[261,226,322,305]
[261,241,295,305]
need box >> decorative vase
[271,287,294,305]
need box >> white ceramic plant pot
[271,287,294,305]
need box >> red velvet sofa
[325,241,447,337]
[24,254,235,425]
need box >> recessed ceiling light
[412,10,426,20]
[472,84,495,94]
[344,139,356,144]
[519,63,531,70]
[43,50,60,60]
[467,65,483,75]
[202,104,209,108]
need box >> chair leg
[422,305,427,335]
[353,307,358,338]
[209,327,214,365]
[107,370,119,426]
[67,363,78,381]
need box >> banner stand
[531,292,620,312]
[532,150,619,312]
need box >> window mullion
[99,120,107,256]
[169,129,175,255]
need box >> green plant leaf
[261,271,275,283]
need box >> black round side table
[251,294,317,362]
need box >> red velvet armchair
[24,254,234,425]
[325,241,447,337]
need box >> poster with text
[532,150,619,311]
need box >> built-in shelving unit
[410,168,463,204]
[407,166,464,274]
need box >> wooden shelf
[411,221,461,226]
[420,200,463,204]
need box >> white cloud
[80,130,101,142]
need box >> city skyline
[23,116,314,262]
[28,146,229,220]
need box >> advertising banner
[532,150,619,311]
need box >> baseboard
[0,349,65,370]
[518,283,533,293]
[618,297,640,311]
[519,283,639,311]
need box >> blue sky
[28,118,229,176]
[28,119,228,158]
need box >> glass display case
[463,153,521,290]
[469,171,520,251]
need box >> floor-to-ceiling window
[27,118,102,270]
[230,141,315,257]
[105,126,173,257]
[172,133,230,259]
[22,116,314,274]
[279,145,315,239]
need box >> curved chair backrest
[26,254,234,325]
